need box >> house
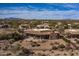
[36,23,50,29]
[19,24,30,31]
[24,24,60,40]
[25,29,60,40]
[0,24,11,29]
[64,29,79,38]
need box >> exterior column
[49,35,52,40]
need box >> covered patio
[24,29,60,40]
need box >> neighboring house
[0,24,11,29]
[36,23,50,29]
[64,29,79,38]
[19,24,30,31]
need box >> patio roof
[25,29,59,35]
[64,29,79,34]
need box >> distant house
[64,29,79,38]
[0,24,11,29]
[19,24,30,31]
[36,23,50,29]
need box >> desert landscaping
[0,19,79,56]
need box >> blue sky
[0,3,79,19]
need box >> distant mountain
[0,17,23,20]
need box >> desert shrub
[2,46,8,51]
[9,39,15,44]
[54,42,59,45]
[17,52,23,56]
[20,48,33,56]
[6,53,12,56]
[33,41,37,44]
[76,47,79,50]
[30,21,41,28]
[76,52,78,55]
[59,49,64,51]
[52,51,54,53]
[70,53,74,56]
[32,44,36,47]
[0,47,1,50]
[37,44,40,46]
[65,45,72,50]
[12,32,25,41]
[10,43,21,51]
[0,32,25,41]
[31,42,40,47]
[58,44,65,49]
[63,53,67,56]
[31,43,40,47]
[41,40,46,43]
[55,54,60,56]
[62,37,70,43]
[52,46,58,50]
[76,40,79,44]
[50,43,54,45]
[14,44,21,50]
[0,35,10,40]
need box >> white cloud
[0,9,79,19]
